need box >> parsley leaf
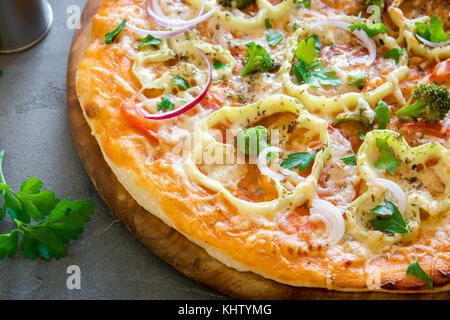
[415,15,450,43]
[357,124,366,140]
[295,35,320,65]
[0,231,19,260]
[369,200,409,234]
[280,152,316,171]
[375,100,390,129]
[406,256,433,290]
[293,23,299,30]
[137,34,162,50]
[0,150,95,261]
[340,155,356,166]
[348,73,367,89]
[104,20,126,44]
[213,60,226,69]
[373,136,401,175]
[264,18,272,29]
[293,36,342,87]
[266,32,283,47]
[349,13,387,38]
[171,76,189,90]
[384,48,405,64]
[296,0,311,8]
[157,95,174,112]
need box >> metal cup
[0,0,53,54]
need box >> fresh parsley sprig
[369,200,409,234]
[104,20,126,44]
[373,136,401,175]
[292,35,342,87]
[349,12,387,38]
[416,15,450,43]
[280,152,316,171]
[0,150,95,260]
[406,256,433,290]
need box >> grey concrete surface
[0,0,227,300]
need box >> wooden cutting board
[66,0,448,299]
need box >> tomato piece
[399,122,448,139]
[429,59,450,85]
[121,102,159,142]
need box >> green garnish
[213,60,226,70]
[369,200,409,234]
[137,34,162,50]
[296,0,311,8]
[384,48,405,64]
[340,155,356,166]
[280,152,316,171]
[406,256,433,290]
[348,73,367,89]
[157,94,174,112]
[293,23,299,30]
[240,42,274,76]
[171,76,189,90]
[292,35,342,87]
[373,136,401,175]
[375,100,390,129]
[104,20,126,44]
[349,12,387,38]
[415,15,450,43]
[264,18,272,29]
[266,32,283,47]
[0,150,95,260]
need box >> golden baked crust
[76,0,450,292]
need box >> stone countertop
[0,0,226,299]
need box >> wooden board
[67,0,449,300]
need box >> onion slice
[137,48,212,120]
[314,19,377,66]
[367,178,406,214]
[126,23,193,38]
[309,199,345,244]
[127,0,215,39]
[257,147,285,181]
[416,34,450,48]
[147,0,215,28]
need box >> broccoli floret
[240,42,274,76]
[218,0,256,10]
[332,98,375,129]
[395,83,450,124]
[237,125,270,157]
[364,0,385,11]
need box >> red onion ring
[147,0,214,28]
[416,34,450,48]
[314,19,377,66]
[137,48,212,120]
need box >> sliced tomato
[429,58,450,85]
[399,122,449,139]
[121,102,159,142]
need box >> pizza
[76,0,450,292]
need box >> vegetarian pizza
[76,0,450,292]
